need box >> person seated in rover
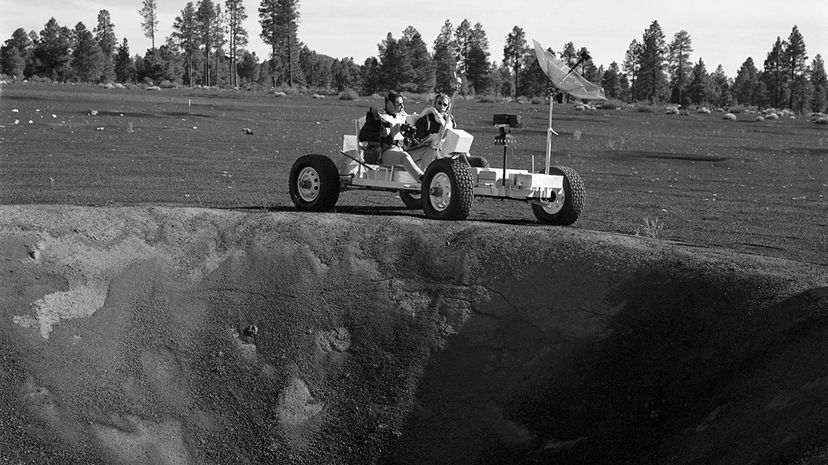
[413,93,489,168]
[358,91,425,182]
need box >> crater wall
[1,206,825,464]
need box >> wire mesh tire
[398,190,423,209]
[289,154,340,211]
[532,165,584,225]
[421,158,474,220]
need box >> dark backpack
[358,108,383,164]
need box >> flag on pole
[533,39,606,100]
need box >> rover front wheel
[289,155,340,211]
[421,158,474,220]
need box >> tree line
[1,1,825,113]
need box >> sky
[1,0,826,78]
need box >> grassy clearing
[1,83,826,264]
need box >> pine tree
[763,37,788,108]
[578,46,599,83]
[237,51,260,85]
[668,30,693,105]
[559,42,577,67]
[259,0,300,86]
[172,2,200,85]
[734,57,760,106]
[687,58,712,104]
[503,26,527,98]
[432,20,457,94]
[0,28,33,79]
[139,0,159,49]
[225,0,248,87]
[465,23,490,94]
[33,18,72,81]
[785,25,808,110]
[94,10,117,82]
[809,55,827,113]
[114,38,135,83]
[196,0,224,86]
[638,20,668,103]
[71,22,104,82]
[711,64,732,108]
[361,56,381,96]
[453,19,471,73]
[400,26,434,93]
[378,32,408,91]
[622,39,642,101]
[601,62,624,99]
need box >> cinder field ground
[1,83,827,465]
[1,83,825,264]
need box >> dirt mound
[1,206,826,464]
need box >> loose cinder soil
[1,83,827,464]
[0,83,825,265]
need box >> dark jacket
[415,111,455,139]
[358,108,396,148]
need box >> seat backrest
[342,134,359,153]
[354,116,366,137]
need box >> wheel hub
[536,189,565,214]
[428,172,452,212]
[296,167,321,202]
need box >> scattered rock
[723,113,737,121]
[243,127,254,135]
[241,324,258,344]
[273,91,287,98]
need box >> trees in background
[0,28,32,79]
[786,25,809,113]
[667,30,693,105]
[432,20,456,94]
[503,26,527,98]
[636,21,668,102]
[94,10,117,82]
[114,38,135,83]
[171,2,200,85]
[225,0,248,87]
[32,18,72,81]
[763,37,787,108]
[71,22,104,82]
[196,0,222,87]
[809,55,827,113]
[139,0,158,49]
[1,12,824,113]
[622,40,642,100]
[259,0,300,86]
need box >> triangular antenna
[532,39,606,101]
[533,39,606,174]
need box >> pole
[545,95,559,175]
[502,145,507,191]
